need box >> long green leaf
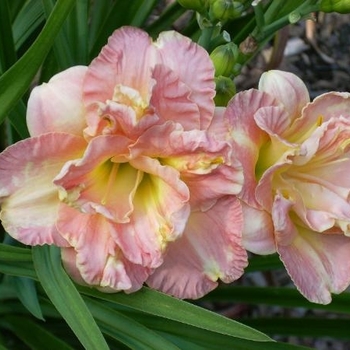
[109,306,311,350]
[0,0,75,125]
[89,0,158,59]
[78,286,271,342]
[41,0,75,69]
[12,0,44,50]
[10,276,44,320]
[0,0,17,71]
[204,285,350,314]
[241,317,350,340]
[1,315,74,350]
[66,0,89,65]
[0,243,32,262]
[32,245,109,350]
[246,254,284,272]
[85,297,180,350]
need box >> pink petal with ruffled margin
[156,30,216,129]
[58,206,151,291]
[297,91,350,128]
[84,27,155,104]
[90,100,159,139]
[54,135,134,222]
[147,196,247,299]
[113,156,190,267]
[241,202,276,254]
[27,66,88,137]
[258,70,309,122]
[272,193,350,304]
[131,121,243,208]
[150,64,201,130]
[207,106,227,139]
[0,133,86,246]
[83,27,155,129]
[225,89,278,207]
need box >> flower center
[113,84,148,120]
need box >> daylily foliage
[0,27,246,299]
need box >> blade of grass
[10,276,44,320]
[240,317,350,340]
[204,285,350,315]
[78,285,272,342]
[32,245,109,350]
[1,315,74,350]
[0,0,75,124]
[0,0,17,71]
[85,297,180,350]
[12,0,44,50]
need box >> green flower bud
[320,0,350,13]
[214,76,236,106]
[210,42,239,77]
[177,0,208,13]
[209,0,244,21]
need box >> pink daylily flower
[0,27,246,298]
[225,70,350,304]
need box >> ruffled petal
[147,196,247,299]
[300,91,350,125]
[225,89,278,207]
[0,133,86,246]
[84,27,155,125]
[150,64,201,129]
[273,194,350,304]
[156,30,216,129]
[58,207,151,291]
[241,202,276,254]
[113,156,190,267]
[27,66,88,137]
[207,107,227,139]
[131,122,243,207]
[54,135,134,222]
[258,70,309,122]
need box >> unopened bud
[214,76,236,106]
[210,43,239,77]
[177,0,208,13]
[320,0,350,13]
[209,0,244,21]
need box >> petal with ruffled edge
[54,135,135,222]
[131,121,243,208]
[258,70,309,123]
[150,64,201,130]
[156,30,216,129]
[27,66,88,137]
[0,133,86,246]
[241,202,276,254]
[147,196,247,299]
[113,156,191,268]
[225,89,278,207]
[83,27,156,132]
[58,206,151,292]
[292,92,350,136]
[273,193,350,304]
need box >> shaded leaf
[9,276,44,320]
[85,297,180,350]
[1,315,74,350]
[32,245,109,350]
[78,286,271,342]
[0,0,75,125]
